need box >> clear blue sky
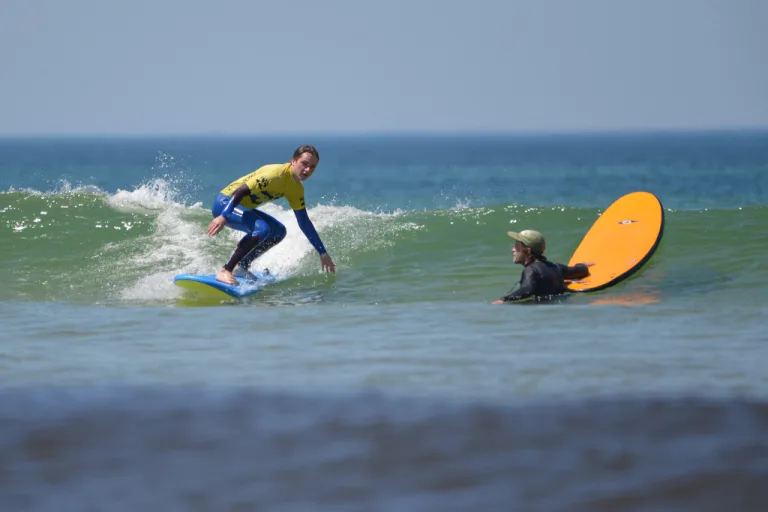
[1,0,766,135]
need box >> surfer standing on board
[206,145,335,285]
[493,230,593,304]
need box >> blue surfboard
[173,269,276,299]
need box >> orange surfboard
[566,191,664,293]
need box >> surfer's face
[291,152,319,182]
[512,241,529,264]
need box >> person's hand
[583,262,596,267]
[207,216,227,236]
[320,253,336,273]
[492,299,504,305]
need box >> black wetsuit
[501,259,590,303]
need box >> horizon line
[1,126,767,139]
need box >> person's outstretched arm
[558,262,593,280]
[294,208,335,273]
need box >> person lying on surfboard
[206,145,335,285]
[493,229,593,304]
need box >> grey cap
[507,229,546,255]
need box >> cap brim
[507,231,522,241]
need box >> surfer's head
[508,229,546,263]
[291,145,320,182]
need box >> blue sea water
[1,131,767,510]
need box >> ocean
[1,132,767,510]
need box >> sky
[1,0,767,135]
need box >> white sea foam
[105,180,422,302]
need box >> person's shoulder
[256,162,287,173]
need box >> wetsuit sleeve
[294,208,327,255]
[501,266,538,303]
[220,184,250,220]
[557,263,590,280]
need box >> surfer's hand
[492,299,504,305]
[207,216,227,236]
[584,262,596,267]
[320,253,336,273]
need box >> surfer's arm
[558,263,591,280]
[500,267,537,303]
[208,184,252,237]
[220,184,250,220]
[293,208,327,255]
[294,208,335,273]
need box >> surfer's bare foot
[216,268,238,285]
